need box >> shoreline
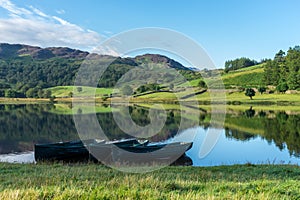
[1,96,300,106]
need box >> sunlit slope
[47,86,113,97]
[221,64,265,87]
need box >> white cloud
[0,0,102,50]
[0,0,32,16]
[52,16,71,26]
[56,9,65,15]
[29,6,48,18]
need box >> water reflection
[0,104,79,154]
[173,127,299,166]
[225,108,300,157]
[0,104,299,166]
[0,151,34,163]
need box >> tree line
[224,57,259,73]
[264,46,300,91]
[225,45,300,93]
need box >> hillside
[0,43,89,59]
[0,43,202,98]
[1,43,299,100]
[221,64,265,88]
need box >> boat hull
[34,139,193,166]
[89,142,193,166]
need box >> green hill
[221,64,265,88]
[0,43,202,98]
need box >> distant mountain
[0,43,188,69]
[134,54,187,70]
[0,43,201,97]
[0,43,89,59]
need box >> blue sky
[0,0,300,68]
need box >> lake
[0,103,299,166]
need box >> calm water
[0,103,299,166]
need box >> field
[49,103,114,115]
[0,163,299,199]
[221,64,265,87]
[134,90,300,105]
[1,64,299,105]
[47,86,113,98]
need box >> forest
[264,46,300,91]
[224,45,300,91]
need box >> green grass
[180,91,300,105]
[178,78,202,87]
[47,86,113,98]
[6,62,298,105]
[224,92,300,104]
[222,64,265,87]
[49,103,115,115]
[233,64,264,72]
[136,91,177,99]
[0,163,300,199]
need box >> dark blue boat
[34,139,193,166]
[34,138,146,162]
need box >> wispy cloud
[29,6,48,18]
[0,0,102,50]
[55,9,65,15]
[0,0,32,16]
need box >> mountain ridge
[0,43,90,59]
[0,43,189,71]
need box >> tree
[276,82,288,93]
[136,85,146,93]
[198,80,207,89]
[245,106,255,118]
[224,57,258,73]
[262,47,300,89]
[68,92,73,98]
[5,89,16,98]
[38,89,44,98]
[77,87,83,93]
[274,50,285,63]
[258,86,266,94]
[245,88,255,100]
[44,90,52,98]
[121,85,133,96]
[0,90,4,97]
[286,48,300,90]
[26,88,38,98]
[49,96,56,103]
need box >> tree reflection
[1,104,300,159]
[225,109,300,157]
[244,106,255,118]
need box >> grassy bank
[0,163,300,199]
[1,89,300,106]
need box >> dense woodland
[264,46,300,90]
[224,45,300,91]
[224,57,258,73]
